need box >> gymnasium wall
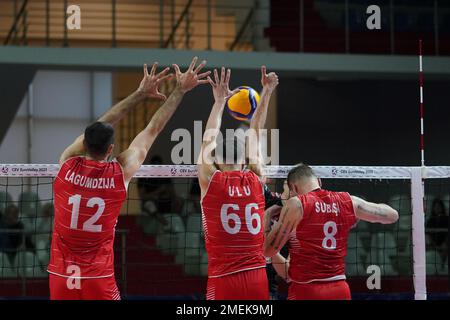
[0,70,112,163]
[2,69,449,167]
[277,79,450,166]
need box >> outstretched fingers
[197,70,211,80]
[194,60,207,74]
[213,68,219,84]
[143,64,149,77]
[220,67,225,84]
[157,73,174,83]
[155,67,170,79]
[207,76,216,87]
[172,64,182,76]
[150,62,158,77]
[225,68,231,85]
[198,79,210,85]
[230,88,240,95]
[188,56,198,72]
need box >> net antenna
[414,39,427,300]
[419,39,425,167]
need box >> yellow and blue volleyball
[226,86,260,121]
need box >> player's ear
[294,185,300,195]
[286,181,294,194]
[107,144,114,158]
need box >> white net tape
[1,164,449,179]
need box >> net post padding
[411,167,427,300]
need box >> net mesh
[424,178,450,297]
[0,165,448,299]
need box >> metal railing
[0,0,264,52]
[1,0,448,55]
[3,0,28,46]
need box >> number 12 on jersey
[220,203,261,235]
[68,194,105,232]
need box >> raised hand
[173,57,211,94]
[261,65,279,92]
[137,62,173,100]
[207,67,239,102]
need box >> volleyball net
[0,164,448,299]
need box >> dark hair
[431,198,446,216]
[287,163,316,185]
[84,122,115,158]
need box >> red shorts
[49,274,121,300]
[206,267,269,300]
[288,280,351,300]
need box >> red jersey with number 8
[201,170,266,278]
[48,157,127,278]
[289,189,356,284]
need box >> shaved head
[287,163,316,184]
[287,163,320,195]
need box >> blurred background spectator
[182,179,202,221]
[36,203,53,234]
[0,205,35,264]
[137,155,183,232]
[426,197,449,260]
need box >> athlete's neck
[217,164,243,172]
[297,179,321,195]
[85,154,109,162]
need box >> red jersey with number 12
[289,189,356,284]
[201,170,266,278]
[48,157,127,278]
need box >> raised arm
[59,62,172,165]
[247,66,279,177]
[264,197,302,258]
[197,67,239,195]
[117,57,210,185]
[351,196,399,224]
[99,63,171,125]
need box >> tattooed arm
[264,197,303,258]
[351,196,399,224]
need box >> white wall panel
[0,70,112,164]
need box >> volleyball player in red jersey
[264,164,399,300]
[48,57,211,300]
[197,66,279,300]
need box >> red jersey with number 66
[201,170,266,278]
[48,157,127,279]
[288,189,357,284]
